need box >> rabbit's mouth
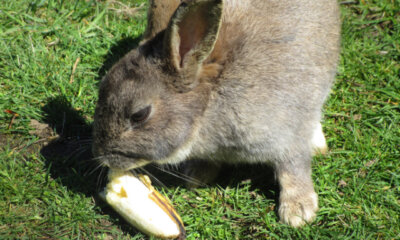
[97,133,196,171]
[93,117,201,171]
[98,153,151,171]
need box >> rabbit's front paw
[278,189,318,227]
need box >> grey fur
[93,0,340,227]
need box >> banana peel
[100,170,185,239]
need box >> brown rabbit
[93,0,340,227]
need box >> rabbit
[92,0,340,227]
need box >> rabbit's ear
[163,0,223,91]
[143,0,181,40]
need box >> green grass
[1,0,399,239]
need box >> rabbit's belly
[191,142,281,164]
[191,118,322,164]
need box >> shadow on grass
[143,162,279,200]
[40,96,95,194]
[39,95,143,236]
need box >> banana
[100,170,185,239]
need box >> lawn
[0,0,399,239]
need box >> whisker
[97,166,108,192]
[85,162,103,177]
[138,167,168,189]
[68,138,92,145]
[66,147,90,160]
[129,168,138,176]
[63,142,90,157]
[150,164,207,187]
[75,138,92,143]
[90,156,103,162]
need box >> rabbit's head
[93,0,223,170]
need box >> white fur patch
[157,139,195,165]
[311,122,327,154]
[156,125,200,166]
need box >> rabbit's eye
[130,106,151,125]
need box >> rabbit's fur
[93,0,340,227]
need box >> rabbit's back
[193,0,340,161]
[219,0,340,99]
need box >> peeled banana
[100,170,185,239]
